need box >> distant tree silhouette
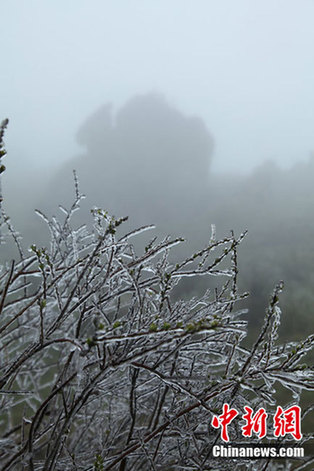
[48,93,214,241]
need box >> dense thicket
[38,94,314,340]
[0,119,313,470]
[3,95,314,341]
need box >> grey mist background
[1,0,314,339]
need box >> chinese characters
[211,404,302,442]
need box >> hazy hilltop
[207,158,314,338]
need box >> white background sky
[1,0,314,175]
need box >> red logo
[211,403,239,442]
[211,404,302,442]
[273,405,302,440]
[242,406,268,439]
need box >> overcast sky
[2,0,314,175]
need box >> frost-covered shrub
[0,121,313,471]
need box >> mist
[2,1,314,341]
[2,0,314,177]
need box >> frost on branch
[0,178,313,469]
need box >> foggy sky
[1,0,314,176]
